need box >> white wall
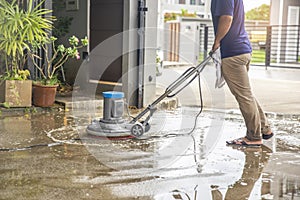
[144,0,159,106]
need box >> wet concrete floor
[0,108,300,200]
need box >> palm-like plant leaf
[0,0,54,74]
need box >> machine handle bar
[130,55,212,123]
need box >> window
[190,0,196,5]
[179,0,185,4]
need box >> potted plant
[29,35,88,107]
[0,0,53,107]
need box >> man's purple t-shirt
[211,0,252,59]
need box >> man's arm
[212,15,233,52]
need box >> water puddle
[0,108,299,199]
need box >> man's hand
[212,41,220,52]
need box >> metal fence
[200,24,300,68]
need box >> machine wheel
[141,121,151,132]
[131,123,144,137]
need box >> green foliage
[24,107,31,113]
[246,4,270,21]
[1,102,10,108]
[164,13,177,22]
[34,75,60,86]
[164,9,197,22]
[251,49,265,63]
[52,16,73,39]
[0,69,30,81]
[180,9,197,17]
[31,107,38,113]
[0,0,54,80]
[29,35,88,85]
[156,55,161,63]
[52,0,74,39]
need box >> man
[211,0,273,146]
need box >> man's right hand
[211,41,220,53]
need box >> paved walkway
[248,66,300,114]
[158,63,300,115]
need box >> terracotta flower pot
[32,83,58,107]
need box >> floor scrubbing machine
[86,55,213,138]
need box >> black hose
[0,142,62,152]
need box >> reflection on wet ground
[0,108,299,200]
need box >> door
[89,0,123,83]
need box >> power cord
[136,65,204,140]
[0,142,62,152]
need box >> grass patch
[251,49,265,63]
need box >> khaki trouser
[221,53,270,141]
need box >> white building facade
[157,0,212,64]
[270,0,300,63]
